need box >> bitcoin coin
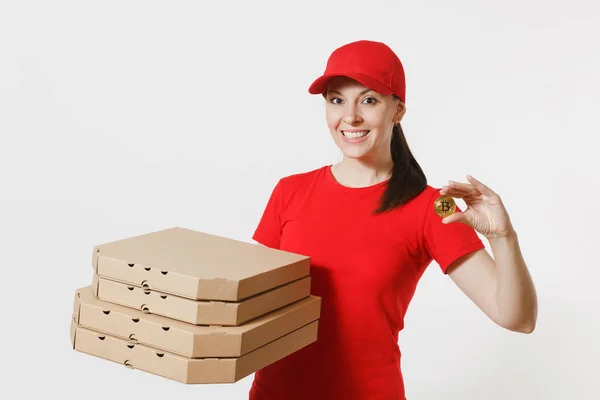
[434,195,456,218]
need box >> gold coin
[434,195,456,217]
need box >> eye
[329,97,377,105]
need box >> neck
[332,156,393,188]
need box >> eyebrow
[327,88,374,97]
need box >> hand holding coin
[438,175,514,239]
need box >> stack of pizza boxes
[70,227,321,384]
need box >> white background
[1,1,598,399]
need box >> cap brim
[308,72,394,97]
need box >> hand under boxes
[70,227,321,383]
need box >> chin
[339,149,371,160]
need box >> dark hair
[374,118,428,214]
[366,93,426,214]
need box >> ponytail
[374,121,427,214]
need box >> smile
[341,130,370,139]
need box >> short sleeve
[252,178,285,249]
[423,188,486,274]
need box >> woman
[249,40,537,400]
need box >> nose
[342,104,363,125]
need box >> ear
[394,101,407,123]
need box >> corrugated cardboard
[72,285,321,358]
[92,274,312,326]
[70,319,319,384]
[92,227,311,301]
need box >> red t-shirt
[249,165,485,400]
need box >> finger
[442,211,466,225]
[447,180,479,195]
[439,188,464,198]
[466,175,496,197]
[440,185,478,198]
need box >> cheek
[328,122,341,139]
[325,113,340,131]
[371,112,393,131]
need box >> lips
[341,130,370,139]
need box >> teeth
[342,130,369,138]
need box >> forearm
[489,229,538,333]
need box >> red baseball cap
[308,40,406,102]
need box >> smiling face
[325,76,406,162]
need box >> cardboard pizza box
[92,227,311,301]
[92,274,312,326]
[70,319,319,384]
[72,285,321,358]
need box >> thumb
[442,211,466,225]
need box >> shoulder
[395,185,445,230]
[402,184,443,211]
[276,165,329,190]
[262,165,329,207]
[280,165,328,182]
